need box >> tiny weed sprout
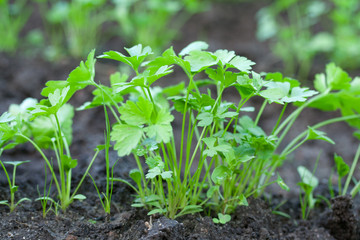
[0,156,31,212]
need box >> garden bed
[1,2,360,240]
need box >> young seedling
[36,163,54,218]
[3,42,356,221]
[88,104,117,219]
[1,51,106,212]
[0,157,31,212]
[297,165,319,219]
[329,143,360,198]
[68,42,360,220]
[213,213,231,224]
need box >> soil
[0,1,359,239]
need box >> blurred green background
[1,0,360,81]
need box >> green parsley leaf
[197,112,213,127]
[206,185,219,198]
[216,103,238,120]
[148,47,192,74]
[144,108,174,143]
[213,49,236,65]
[0,112,15,123]
[334,154,349,178]
[276,174,290,191]
[282,87,318,103]
[260,82,317,104]
[179,41,209,56]
[30,104,74,149]
[184,50,218,72]
[202,137,232,157]
[161,171,173,179]
[206,67,238,87]
[314,63,351,92]
[259,82,289,104]
[227,56,255,72]
[306,127,335,144]
[0,123,17,147]
[217,213,231,224]
[298,166,319,188]
[146,156,162,169]
[265,72,300,88]
[131,65,173,87]
[129,169,142,186]
[99,44,152,72]
[62,155,78,172]
[8,98,38,121]
[111,124,144,157]
[119,97,153,125]
[48,86,70,107]
[146,167,161,179]
[67,49,96,87]
[238,116,266,137]
[211,165,231,185]
[239,194,248,206]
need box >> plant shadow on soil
[1,1,360,239]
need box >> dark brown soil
[1,178,358,239]
[0,1,359,239]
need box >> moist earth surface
[0,2,359,239]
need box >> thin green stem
[193,155,215,205]
[70,149,101,200]
[133,153,147,199]
[258,157,282,196]
[146,87,158,115]
[11,165,17,209]
[274,90,329,138]
[53,113,68,208]
[94,83,121,112]
[223,94,253,137]
[104,105,111,202]
[0,160,12,202]
[254,100,267,126]
[271,103,287,135]
[281,137,308,157]
[279,114,360,156]
[88,173,106,211]
[178,78,191,177]
[17,134,61,196]
[184,96,222,183]
[343,143,360,195]
[108,105,121,124]
[160,142,171,171]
